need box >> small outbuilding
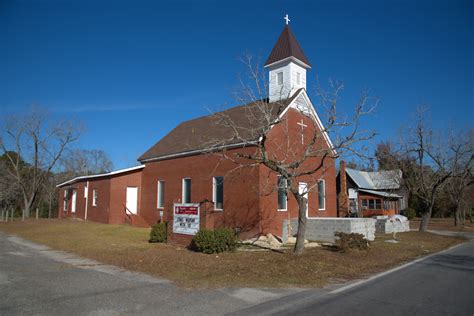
[57,165,148,227]
[337,161,407,217]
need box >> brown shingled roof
[138,90,303,162]
[264,25,311,68]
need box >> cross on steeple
[297,119,307,144]
[284,14,290,25]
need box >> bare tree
[446,129,473,226]
[40,172,62,219]
[0,157,21,216]
[0,107,80,220]
[61,148,114,177]
[375,141,400,170]
[207,56,377,254]
[397,108,469,231]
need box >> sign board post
[173,203,200,235]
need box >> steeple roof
[264,25,311,68]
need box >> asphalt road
[235,231,474,316]
[0,232,302,315]
[1,231,473,316]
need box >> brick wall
[259,107,338,237]
[109,169,143,225]
[85,178,111,224]
[141,146,262,244]
[58,182,87,220]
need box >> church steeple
[264,25,311,68]
[265,16,311,102]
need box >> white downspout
[84,181,89,221]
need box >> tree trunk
[23,204,31,220]
[22,193,36,220]
[454,209,459,227]
[294,196,307,255]
[48,196,52,219]
[419,205,433,232]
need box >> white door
[298,182,309,217]
[126,187,138,214]
[71,190,77,213]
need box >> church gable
[280,89,336,155]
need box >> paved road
[1,231,473,315]
[0,232,302,315]
[235,232,474,316]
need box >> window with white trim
[277,176,288,211]
[213,176,224,210]
[369,199,375,209]
[182,178,191,203]
[296,72,301,85]
[362,198,382,210]
[376,199,382,209]
[92,189,98,207]
[157,180,165,208]
[317,180,325,210]
[277,72,283,85]
[63,190,68,211]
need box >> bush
[149,222,167,243]
[401,207,416,220]
[192,228,238,254]
[334,232,369,252]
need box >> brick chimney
[338,160,349,217]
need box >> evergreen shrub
[192,228,238,254]
[401,207,416,220]
[149,222,167,243]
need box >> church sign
[173,204,200,235]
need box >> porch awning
[358,189,402,199]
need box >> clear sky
[1,0,472,169]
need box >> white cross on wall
[284,14,290,25]
[297,119,307,144]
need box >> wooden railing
[123,204,134,225]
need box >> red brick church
[58,21,338,243]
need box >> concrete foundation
[282,218,376,243]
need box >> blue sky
[1,0,472,169]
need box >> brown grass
[0,219,466,288]
[410,217,473,232]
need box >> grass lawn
[0,219,466,288]
[410,217,473,232]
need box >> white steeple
[264,17,311,103]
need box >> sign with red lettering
[173,204,200,235]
